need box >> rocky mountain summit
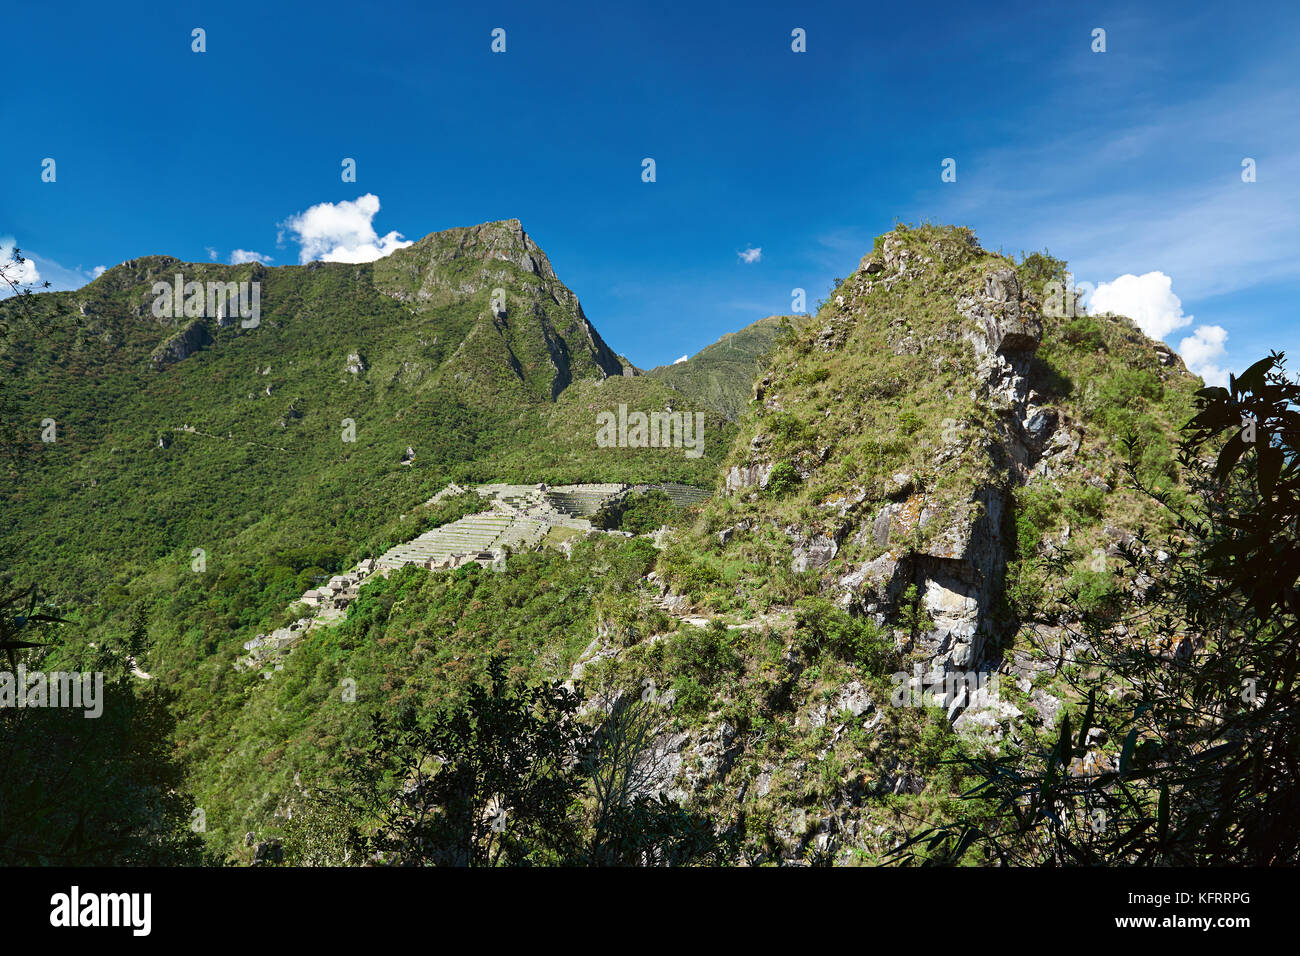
[715,227,1196,696]
[373,219,629,400]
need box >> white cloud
[206,247,219,261]
[673,354,688,364]
[0,237,41,292]
[230,249,273,265]
[1179,325,1230,387]
[738,247,762,264]
[282,194,413,264]
[1087,271,1192,339]
[1,242,109,296]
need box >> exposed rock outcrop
[725,461,773,494]
[149,319,213,368]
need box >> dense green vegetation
[590,489,681,534]
[284,656,737,866]
[0,227,734,862]
[0,582,212,865]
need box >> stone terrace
[375,512,516,571]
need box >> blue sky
[3,0,1298,380]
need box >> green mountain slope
[645,314,795,421]
[192,225,1204,863]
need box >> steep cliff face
[609,224,1207,861]
[831,251,1051,679]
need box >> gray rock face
[985,268,1041,353]
[841,488,1011,682]
[725,462,772,494]
[871,504,899,546]
[1025,407,1059,448]
[791,533,837,571]
[802,680,876,729]
[837,552,903,610]
[150,319,213,368]
[960,268,1043,356]
[983,268,1017,304]
[953,683,1023,741]
[633,720,741,803]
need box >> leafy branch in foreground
[0,584,68,670]
[284,657,739,866]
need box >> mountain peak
[370,218,624,395]
[396,218,557,283]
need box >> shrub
[765,461,802,498]
[793,597,893,672]
[670,621,742,683]
[1068,569,1120,620]
[1060,317,1106,352]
